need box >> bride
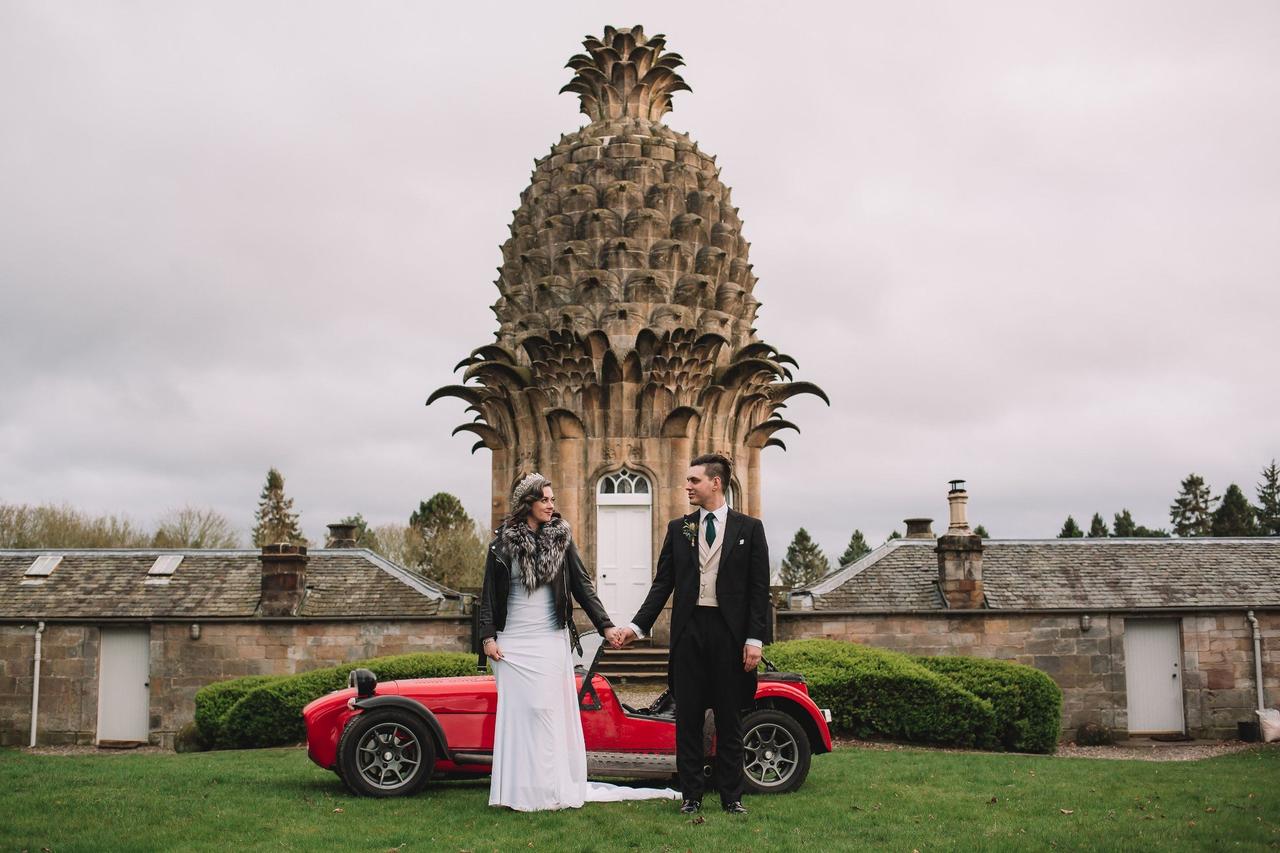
[477,472,680,811]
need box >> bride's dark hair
[502,472,552,528]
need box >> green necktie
[705,513,716,546]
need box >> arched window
[599,468,650,496]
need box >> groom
[617,453,770,816]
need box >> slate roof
[0,549,466,619]
[802,538,1280,612]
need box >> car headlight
[348,668,377,698]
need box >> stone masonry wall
[1,618,472,748]
[776,609,1280,740]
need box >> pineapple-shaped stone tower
[430,27,827,618]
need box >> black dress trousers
[672,605,745,805]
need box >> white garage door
[1123,620,1185,734]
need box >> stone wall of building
[776,609,1280,740]
[1,617,472,748]
[1,623,100,747]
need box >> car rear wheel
[740,709,811,794]
[337,709,436,798]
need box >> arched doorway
[595,468,652,624]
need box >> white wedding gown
[489,559,680,811]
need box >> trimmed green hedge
[919,655,1062,753]
[193,674,286,748]
[763,640,996,749]
[194,652,476,750]
[763,640,1062,753]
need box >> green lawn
[1,744,1277,852]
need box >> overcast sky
[2,2,1277,557]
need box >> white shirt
[629,501,762,648]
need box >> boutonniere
[682,520,698,546]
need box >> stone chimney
[904,518,934,539]
[326,522,358,548]
[936,480,983,608]
[259,543,308,616]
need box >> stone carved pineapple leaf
[560,25,692,122]
[429,26,828,456]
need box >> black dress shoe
[722,801,748,815]
[680,799,702,814]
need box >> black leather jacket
[476,534,614,652]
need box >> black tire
[337,709,436,798]
[740,709,811,794]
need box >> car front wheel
[337,709,436,798]
[740,709,811,794]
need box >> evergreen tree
[251,467,306,546]
[409,493,484,587]
[1087,513,1109,538]
[1112,509,1137,537]
[886,530,902,542]
[838,529,871,566]
[973,524,990,538]
[1112,508,1169,537]
[410,493,471,540]
[1169,473,1218,537]
[780,528,829,588]
[1255,459,1280,536]
[1211,484,1258,536]
[1058,516,1083,538]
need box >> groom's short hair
[691,453,731,492]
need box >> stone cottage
[1,535,472,748]
[779,483,1280,740]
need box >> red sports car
[303,652,833,798]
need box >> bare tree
[152,506,240,548]
[0,503,150,548]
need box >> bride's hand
[483,637,503,661]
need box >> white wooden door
[97,627,151,743]
[1123,620,1185,733]
[596,469,653,625]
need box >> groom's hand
[614,627,636,648]
[742,644,762,672]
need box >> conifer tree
[1087,513,1109,537]
[1255,460,1280,536]
[780,528,829,588]
[1169,473,1218,537]
[973,524,990,538]
[1211,484,1258,536]
[251,467,306,546]
[1112,508,1169,537]
[886,530,902,542]
[838,529,871,566]
[410,493,484,587]
[1058,516,1084,538]
[410,493,471,540]
[1112,509,1137,537]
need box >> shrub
[763,639,996,749]
[919,655,1063,753]
[193,674,287,748]
[203,652,475,750]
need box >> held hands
[608,626,637,649]
[742,644,762,672]
[482,637,503,662]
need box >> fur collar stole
[497,515,572,591]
